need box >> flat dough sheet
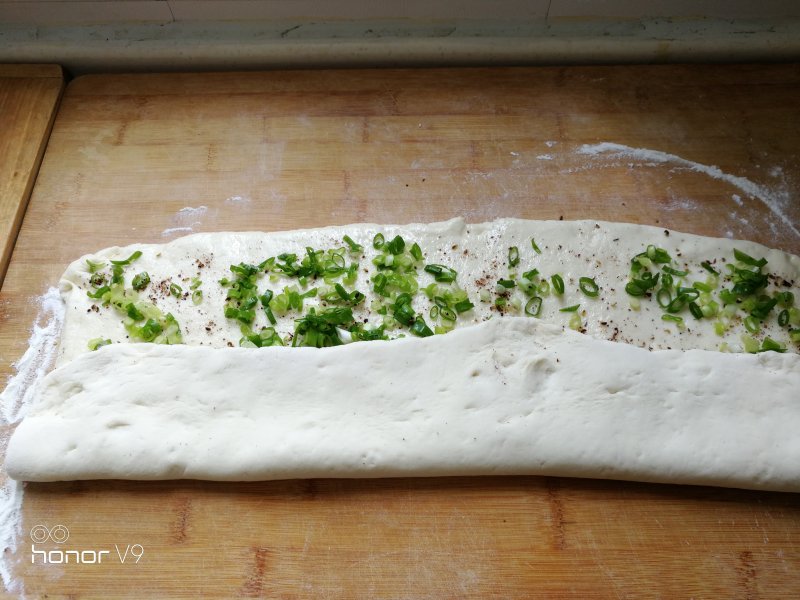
[6,318,800,491]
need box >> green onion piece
[689,301,703,319]
[777,291,794,307]
[560,304,580,312]
[386,235,405,255]
[424,264,458,283]
[522,269,539,281]
[568,312,582,331]
[524,296,543,317]
[661,314,684,326]
[656,288,672,309]
[666,295,687,313]
[700,261,718,275]
[578,277,600,297]
[126,303,145,321]
[662,266,688,277]
[508,246,520,267]
[692,281,713,293]
[733,248,768,268]
[677,287,700,301]
[743,315,760,333]
[760,337,787,353]
[778,309,790,327]
[110,250,142,266]
[497,279,516,289]
[661,273,674,290]
[343,235,363,253]
[790,329,800,343]
[170,283,183,298]
[87,338,112,351]
[373,233,385,249]
[87,285,110,300]
[131,272,150,291]
[439,307,456,321]
[530,238,541,254]
[410,242,423,261]
[86,259,105,273]
[89,272,106,287]
[410,318,434,337]
[429,306,439,319]
[551,274,565,295]
[714,321,726,336]
[454,299,474,313]
[538,280,550,295]
[192,290,203,305]
[741,334,760,353]
[646,245,672,264]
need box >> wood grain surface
[1,65,799,598]
[0,64,63,289]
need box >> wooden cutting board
[1,65,799,598]
[0,64,63,288]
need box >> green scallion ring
[524,296,543,317]
[578,277,600,297]
[551,274,565,295]
[656,288,672,309]
[689,301,703,319]
[778,309,790,327]
[373,233,385,249]
[508,246,520,267]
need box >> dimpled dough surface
[5,219,800,489]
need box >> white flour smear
[0,287,65,593]
[161,226,194,237]
[577,143,799,238]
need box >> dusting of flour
[0,287,65,594]
[577,143,799,238]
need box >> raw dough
[6,218,800,489]
[6,318,800,491]
[56,218,800,364]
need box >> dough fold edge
[6,318,800,492]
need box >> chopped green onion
[424,264,458,283]
[87,285,110,300]
[343,235,362,253]
[689,301,703,319]
[497,279,516,289]
[385,235,405,255]
[170,283,183,298]
[86,259,105,273]
[410,242,423,261]
[778,309,790,327]
[656,288,672,309]
[777,291,794,307]
[372,233,385,249]
[454,299,474,313]
[560,304,580,312]
[410,318,434,337]
[568,313,582,331]
[579,277,600,297]
[530,238,541,254]
[661,314,684,326]
[522,269,539,281]
[126,303,145,321]
[733,248,768,268]
[508,246,520,267]
[760,337,787,353]
[692,281,713,293]
[131,272,150,291]
[88,338,112,351]
[662,266,688,277]
[743,316,760,333]
[741,334,760,353]
[551,274,565,295]
[700,261,718,275]
[110,250,142,266]
[524,296,542,317]
[192,290,203,305]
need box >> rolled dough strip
[6,318,799,491]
